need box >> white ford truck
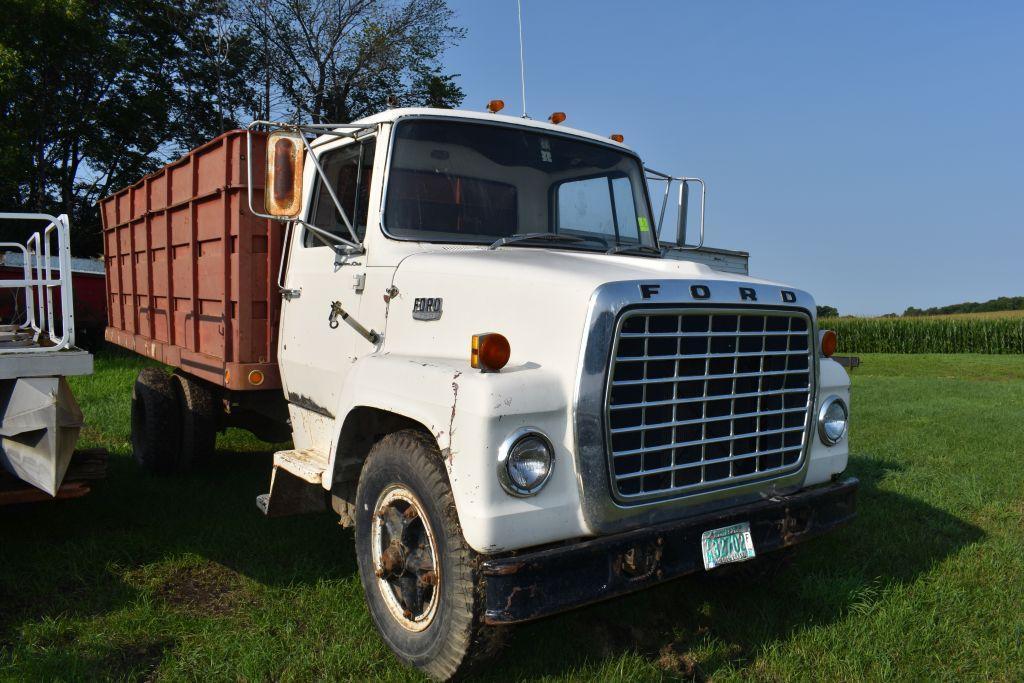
[102,105,856,680]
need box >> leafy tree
[0,0,256,255]
[817,305,839,319]
[0,0,465,256]
[901,297,1024,317]
[235,0,465,123]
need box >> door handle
[328,301,380,344]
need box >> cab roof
[344,107,638,155]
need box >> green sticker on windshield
[638,216,650,232]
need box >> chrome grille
[606,308,814,503]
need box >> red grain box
[99,130,284,390]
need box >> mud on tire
[131,368,181,474]
[354,429,506,681]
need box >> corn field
[821,317,1024,354]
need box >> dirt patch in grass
[134,562,256,617]
[656,641,701,678]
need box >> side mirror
[645,169,706,250]
[674,177,705,250]
[265,130,304,218]
[676,180,689,245]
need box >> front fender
[325,353,590,553]
[804,357,851,485]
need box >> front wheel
[354,430,505,681]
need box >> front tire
[354,429,505,681]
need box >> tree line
[0,0,465,256]
[902,296,1024,317]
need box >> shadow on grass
[0,450,984,680]
[0,446,347,641]
[478,454,985,680]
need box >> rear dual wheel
[130,369,218,473]
[131,368,180,473]
[172,373,218,469]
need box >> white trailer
[0,213,92,498]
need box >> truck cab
[256,107,856,679]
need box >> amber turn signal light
[471,333,511,372]
[248,369,265,386]
[820,329,837,357]
[548,112,566,125]
[486,99,505,113]
[609,133,624,143]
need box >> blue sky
[442,1,1023,315]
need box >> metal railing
[0,213,75,351]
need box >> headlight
[497,429,554,496]
[818,395,849,445]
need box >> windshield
[382,119,657,251]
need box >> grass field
[2,351,1024,681]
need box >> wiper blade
[606,243,663,256]
[489,232,586,250]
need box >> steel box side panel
[99,130,282,389]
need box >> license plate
[701,522,756,570]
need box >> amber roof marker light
[609,133,625,143]
[486,99,505,113]
[548,112,566,125]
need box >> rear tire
[354,429,506,681]
[131,368,181,474]
[172,373,218,469]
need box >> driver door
[278,136,376,450]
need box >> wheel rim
[371,484,441,632]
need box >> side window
[556,174,641,243]
[306,137,376,246]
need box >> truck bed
[99,130,284,390]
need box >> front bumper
[481,477,858,624]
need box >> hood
[380,247,815,376]
[393,247,787,297]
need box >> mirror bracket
[645,168,706,250]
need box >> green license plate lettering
[700,522,756,570]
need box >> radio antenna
[516,0,528,117]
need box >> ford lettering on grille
[606,308,815,503]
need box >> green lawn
[2,351,1023,681]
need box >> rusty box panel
[99,130,284,390]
